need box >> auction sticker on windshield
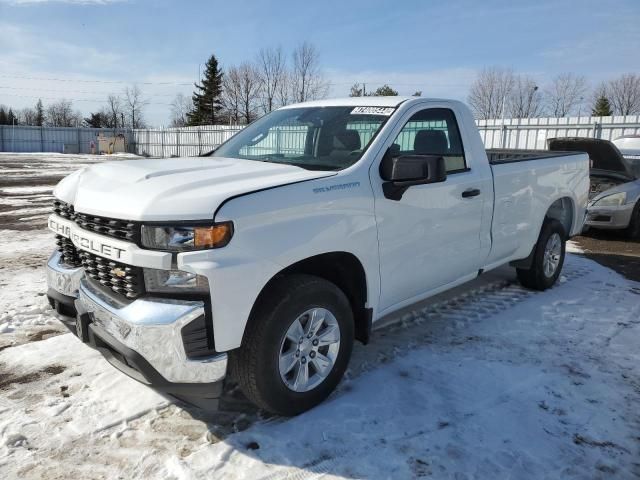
[351,106,395,115]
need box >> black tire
[516,219,566,291]
[624,201,640,239]
[229,274,354,416]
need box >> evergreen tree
[187,54,224,125]
[0,106,7,125]
[7,108,17,125]
[368,84,399,96]
[35,99,44,126]
[84,111,109,128]
[592,95,613,117]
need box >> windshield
[210,106,393,171]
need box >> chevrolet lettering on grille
[49,215,126,261]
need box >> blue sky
[0,0,638,125]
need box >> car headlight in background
[592,192,627,207]
[144,268,210,294]
[141,222,233,251]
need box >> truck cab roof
[280,96,452,110]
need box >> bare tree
[221,66,242,124]
[124,85,148,128]
[290,42,329,103]
[170,93,192,127]
[467,67,515,120]
[276,69,294,106]
[18,106,39,126]
[256,46,286,113]
[105,94,124,128]
[544,73,587,117]
[237,62,262,124]
[607,73,640,115]
[45,99,83,127]
[508,75,541,118]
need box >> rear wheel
[229,274,354,416]
[516,219,566,291]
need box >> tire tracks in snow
[255,264,593,480]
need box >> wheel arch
[511,196,574,269]
[247,251,372,346]
[545,196,575,239]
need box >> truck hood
[54,156,336,221]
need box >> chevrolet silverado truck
[46,97,589,415]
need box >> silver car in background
[549,138,640,238]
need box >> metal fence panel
[2,115,639,156]
[132,126,243,157]
[476,115,640,149]
[0,125,134,154]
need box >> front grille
[53,200,75,220]
[74,213,140,244]
[55,234,82,267]
[53,199,140,244]
[79,251,145,299]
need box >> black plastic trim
[47,288,78,319]
[487,149,584,165]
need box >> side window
[391,108,466,173]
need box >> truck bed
[487,149,584,165]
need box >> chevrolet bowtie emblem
[111,267,126,278]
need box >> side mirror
[380,149,447,200]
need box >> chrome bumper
[46,250,84,297]
[46,249,227,386]
[76,278,228,384]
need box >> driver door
[372,105,490,312]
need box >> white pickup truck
[46,97,589,415]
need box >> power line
[0,93,173,106]
[0,85,177,97]
[0,73,193,86]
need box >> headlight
[144,268,210,294]
[592,192,627,207]
[141,222,233,251]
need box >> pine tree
[592,95,613,116]
[35,99,44,126]
[368,84,398,96]
[7,108,17,125]
[187,54,224,125]
[0,107,7,125]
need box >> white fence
[477,115,640,150]
[132,115,640,157]
[0,125,133,154]
[132,125,243,157]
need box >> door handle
[462,188,481,198]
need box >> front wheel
[516,219,566,291]
[229,274,354,416]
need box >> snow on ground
[0,230,638,479]
[0,153,142,231]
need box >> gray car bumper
[585,203,635,230]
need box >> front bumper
[585,202,635,230]
[46,249,227,401]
